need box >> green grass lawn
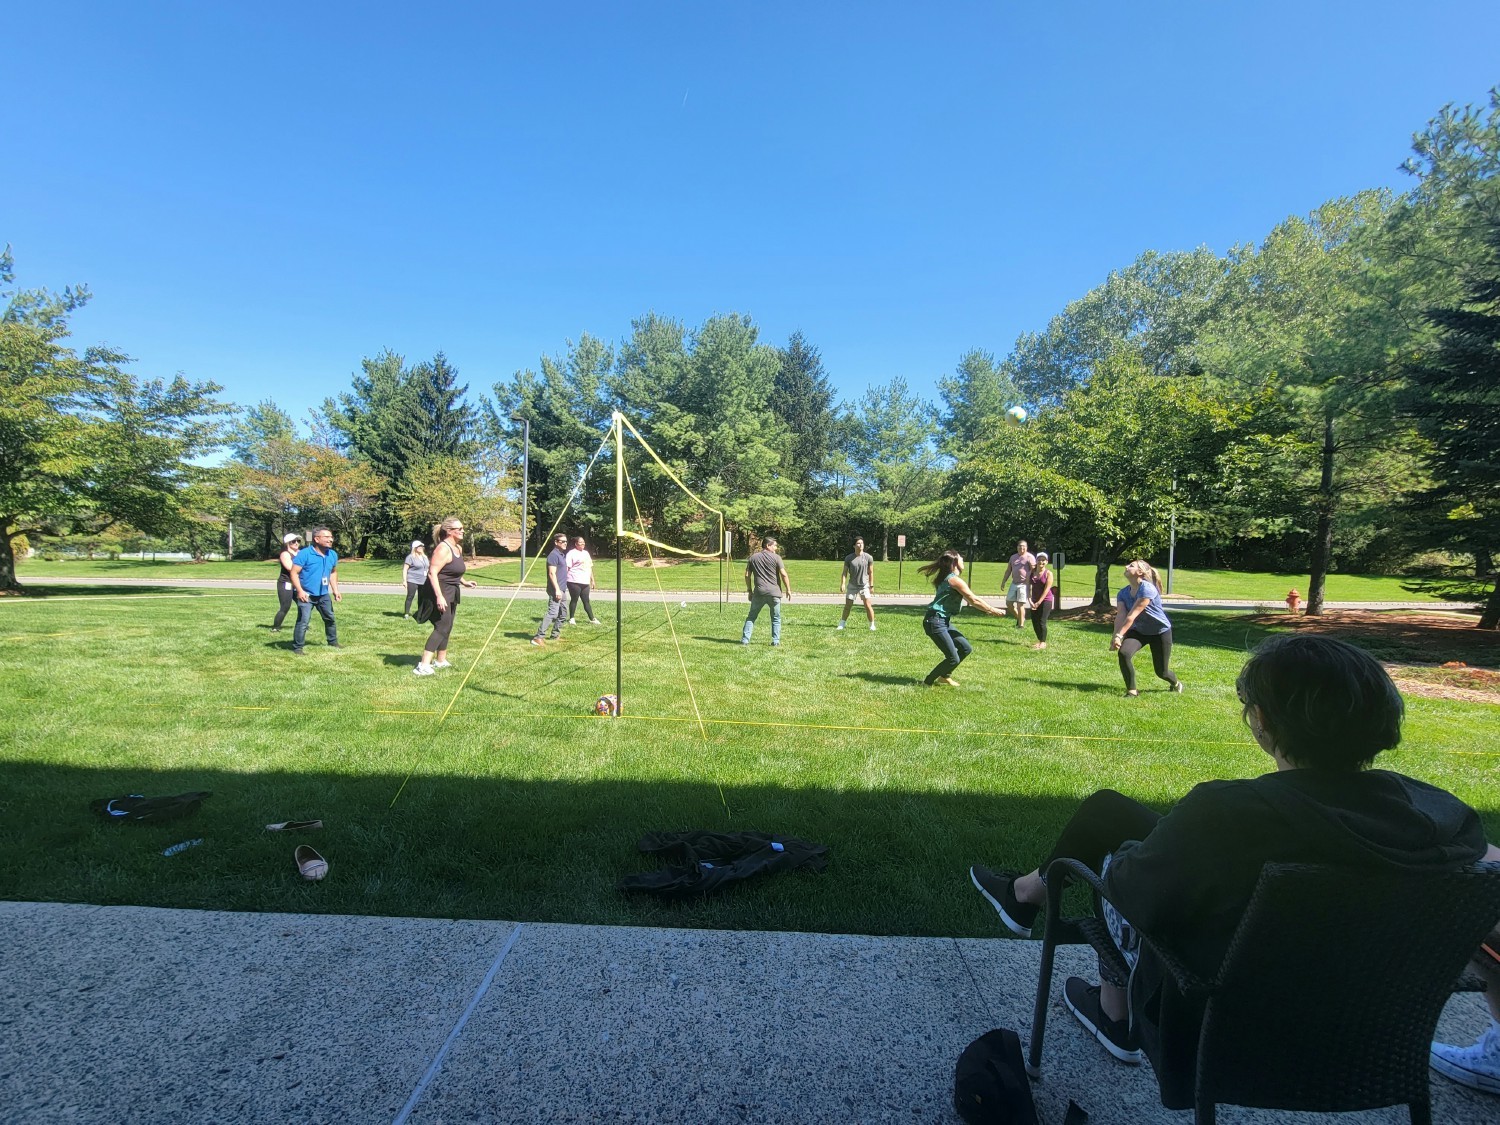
[3,592,1492,937]
[17,555,1451,603]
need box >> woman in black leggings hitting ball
[413,516,477,676]
[1111,559,1181,697]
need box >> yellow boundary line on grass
[13,695,1497,756]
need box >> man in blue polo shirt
[290,526,342,654]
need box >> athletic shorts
[1006,583,1029,604]
[845,583,871,601]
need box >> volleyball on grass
[1005,405,1028,425]
[594,694,620,717]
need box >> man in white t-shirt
[1000,539,1036,630]
[564,536,600,625]
[837,537,876,631]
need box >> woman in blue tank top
[1111,559,1182,697]
[917,549,1007,686]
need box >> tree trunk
[357,534,370,558]
[0,527,18,592]
[1480,577,1500,629]
[1090,535,1112,608]
[261,516,273,558]
[881,526,890,563]
[1475,549,1492,581]
[1306,408,1336,617]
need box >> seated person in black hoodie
[970,634,1497,1077]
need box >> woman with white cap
[1028,551,1055,650]
[271,532,300,631]
[401,539,429,618]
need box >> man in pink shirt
[999,539,1036,630]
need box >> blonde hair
[433,517,463,554]
[1126,559,1162,588]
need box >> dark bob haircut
[1236,634,1403,770]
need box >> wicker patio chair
[1026,858,1500,1125]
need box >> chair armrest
[1042,857,1214,997]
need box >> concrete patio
[2,901,1494,1123]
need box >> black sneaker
[1063,977,1142,1064]
[969,865,1038,937]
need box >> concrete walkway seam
[392,922,525,1125]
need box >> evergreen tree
[1403,221,1500,627]
[770,331,836,492]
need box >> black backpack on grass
[91,791,212,823]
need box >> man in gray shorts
[837,536,876,631]
[999,539,1036,630]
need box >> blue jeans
[293,594,337,650]
[923,612,971,682]
[741,594,781,645]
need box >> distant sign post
[897,534,906,593]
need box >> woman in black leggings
[1028,551,1055,650]
[1110,559,1180,697]
[271,533,299,630]
[413,517,477,676]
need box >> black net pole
[616,533,622,717]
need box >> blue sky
[7,2,1498,429]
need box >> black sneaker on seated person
[1063,976,1143,1064]
[969,865,1039,937]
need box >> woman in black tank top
[272,533,300,630]
[413,516,477,676]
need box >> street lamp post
[510,415,530,564]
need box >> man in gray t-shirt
[741,537,793,646]
[837,536,877,632]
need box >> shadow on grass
[0,762,1147,938]
[10,584,234,598]
[10,761,1494,939]
[1016,679,1114,693]
[844,672,919,686]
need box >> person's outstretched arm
[950,575,1004,617]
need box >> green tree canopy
[0,247,229,589]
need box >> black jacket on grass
[617,830,829,898]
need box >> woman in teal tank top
[918,549,1007,686]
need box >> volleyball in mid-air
[595,693,620,717]
[1005,405,1028,425]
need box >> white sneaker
[1431,1020,1500,1094]
[869,623,877,631]
[836,622,845,630]
[568,617,576,625]
[413,665,434,676]
[590,618,602,625]
[434,660,451,669]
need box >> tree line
[3,90,1497,625]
